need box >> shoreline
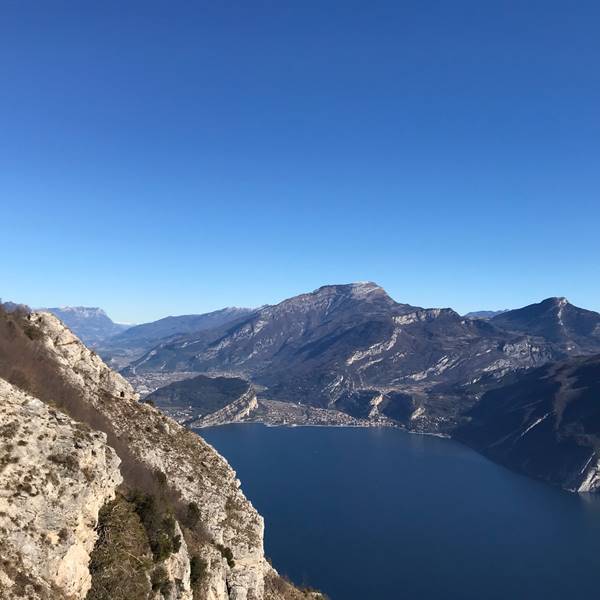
[193,418,451,439]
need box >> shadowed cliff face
[0,307,322,600]
[455,354,600,492]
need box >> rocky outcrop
[144,375,253,425]
[192,389,259,428]
[32,311,269,598]
[0,378,122,599]
[1,311,257,597]
[0,308,316,600]
[158,521,193,600]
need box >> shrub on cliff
[86,495,153,600]
[128,489,181,561]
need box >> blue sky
[1,1,599,323]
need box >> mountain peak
[542,296,569,307]
[350,280,382,291]
[313,281,381,292]
[300,282,403,311]
[310,281,389,300]
[491,296,600,348]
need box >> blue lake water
[199,425,600,600]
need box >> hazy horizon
[2,2,599,322]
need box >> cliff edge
[0,307,322,600]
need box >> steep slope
[99,308,254,369]
[491,297,600,352]
[128,283,561,432]
[41,306,130,346]
[0,379,122,600]
[456,354,600,492]
[0,307,319,600]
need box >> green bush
[128,489,180,561]
[86,495,153,600]
[190,555,207,585]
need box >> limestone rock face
[0,310,313,600]
[155,522,193,600]
[193,389,259,428]
[27,312,270,599]
[0,378,122,600]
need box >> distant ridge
[98,306,255,368]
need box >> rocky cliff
[0,307,320,600]
[0,379,122,599]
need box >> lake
[199,425,600,600]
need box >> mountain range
[25,284,600,493]
[96,307,253,368]
[122,284,599,427]
[99,281,600,493]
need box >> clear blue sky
[1,1,599,323]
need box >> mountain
[456,354,600,492]
[491,297,600,352]
[99,307,254,368]
[40,306,131,345]
[464,309,508,319]
[0,305,320,599]
[127,283,580,433]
